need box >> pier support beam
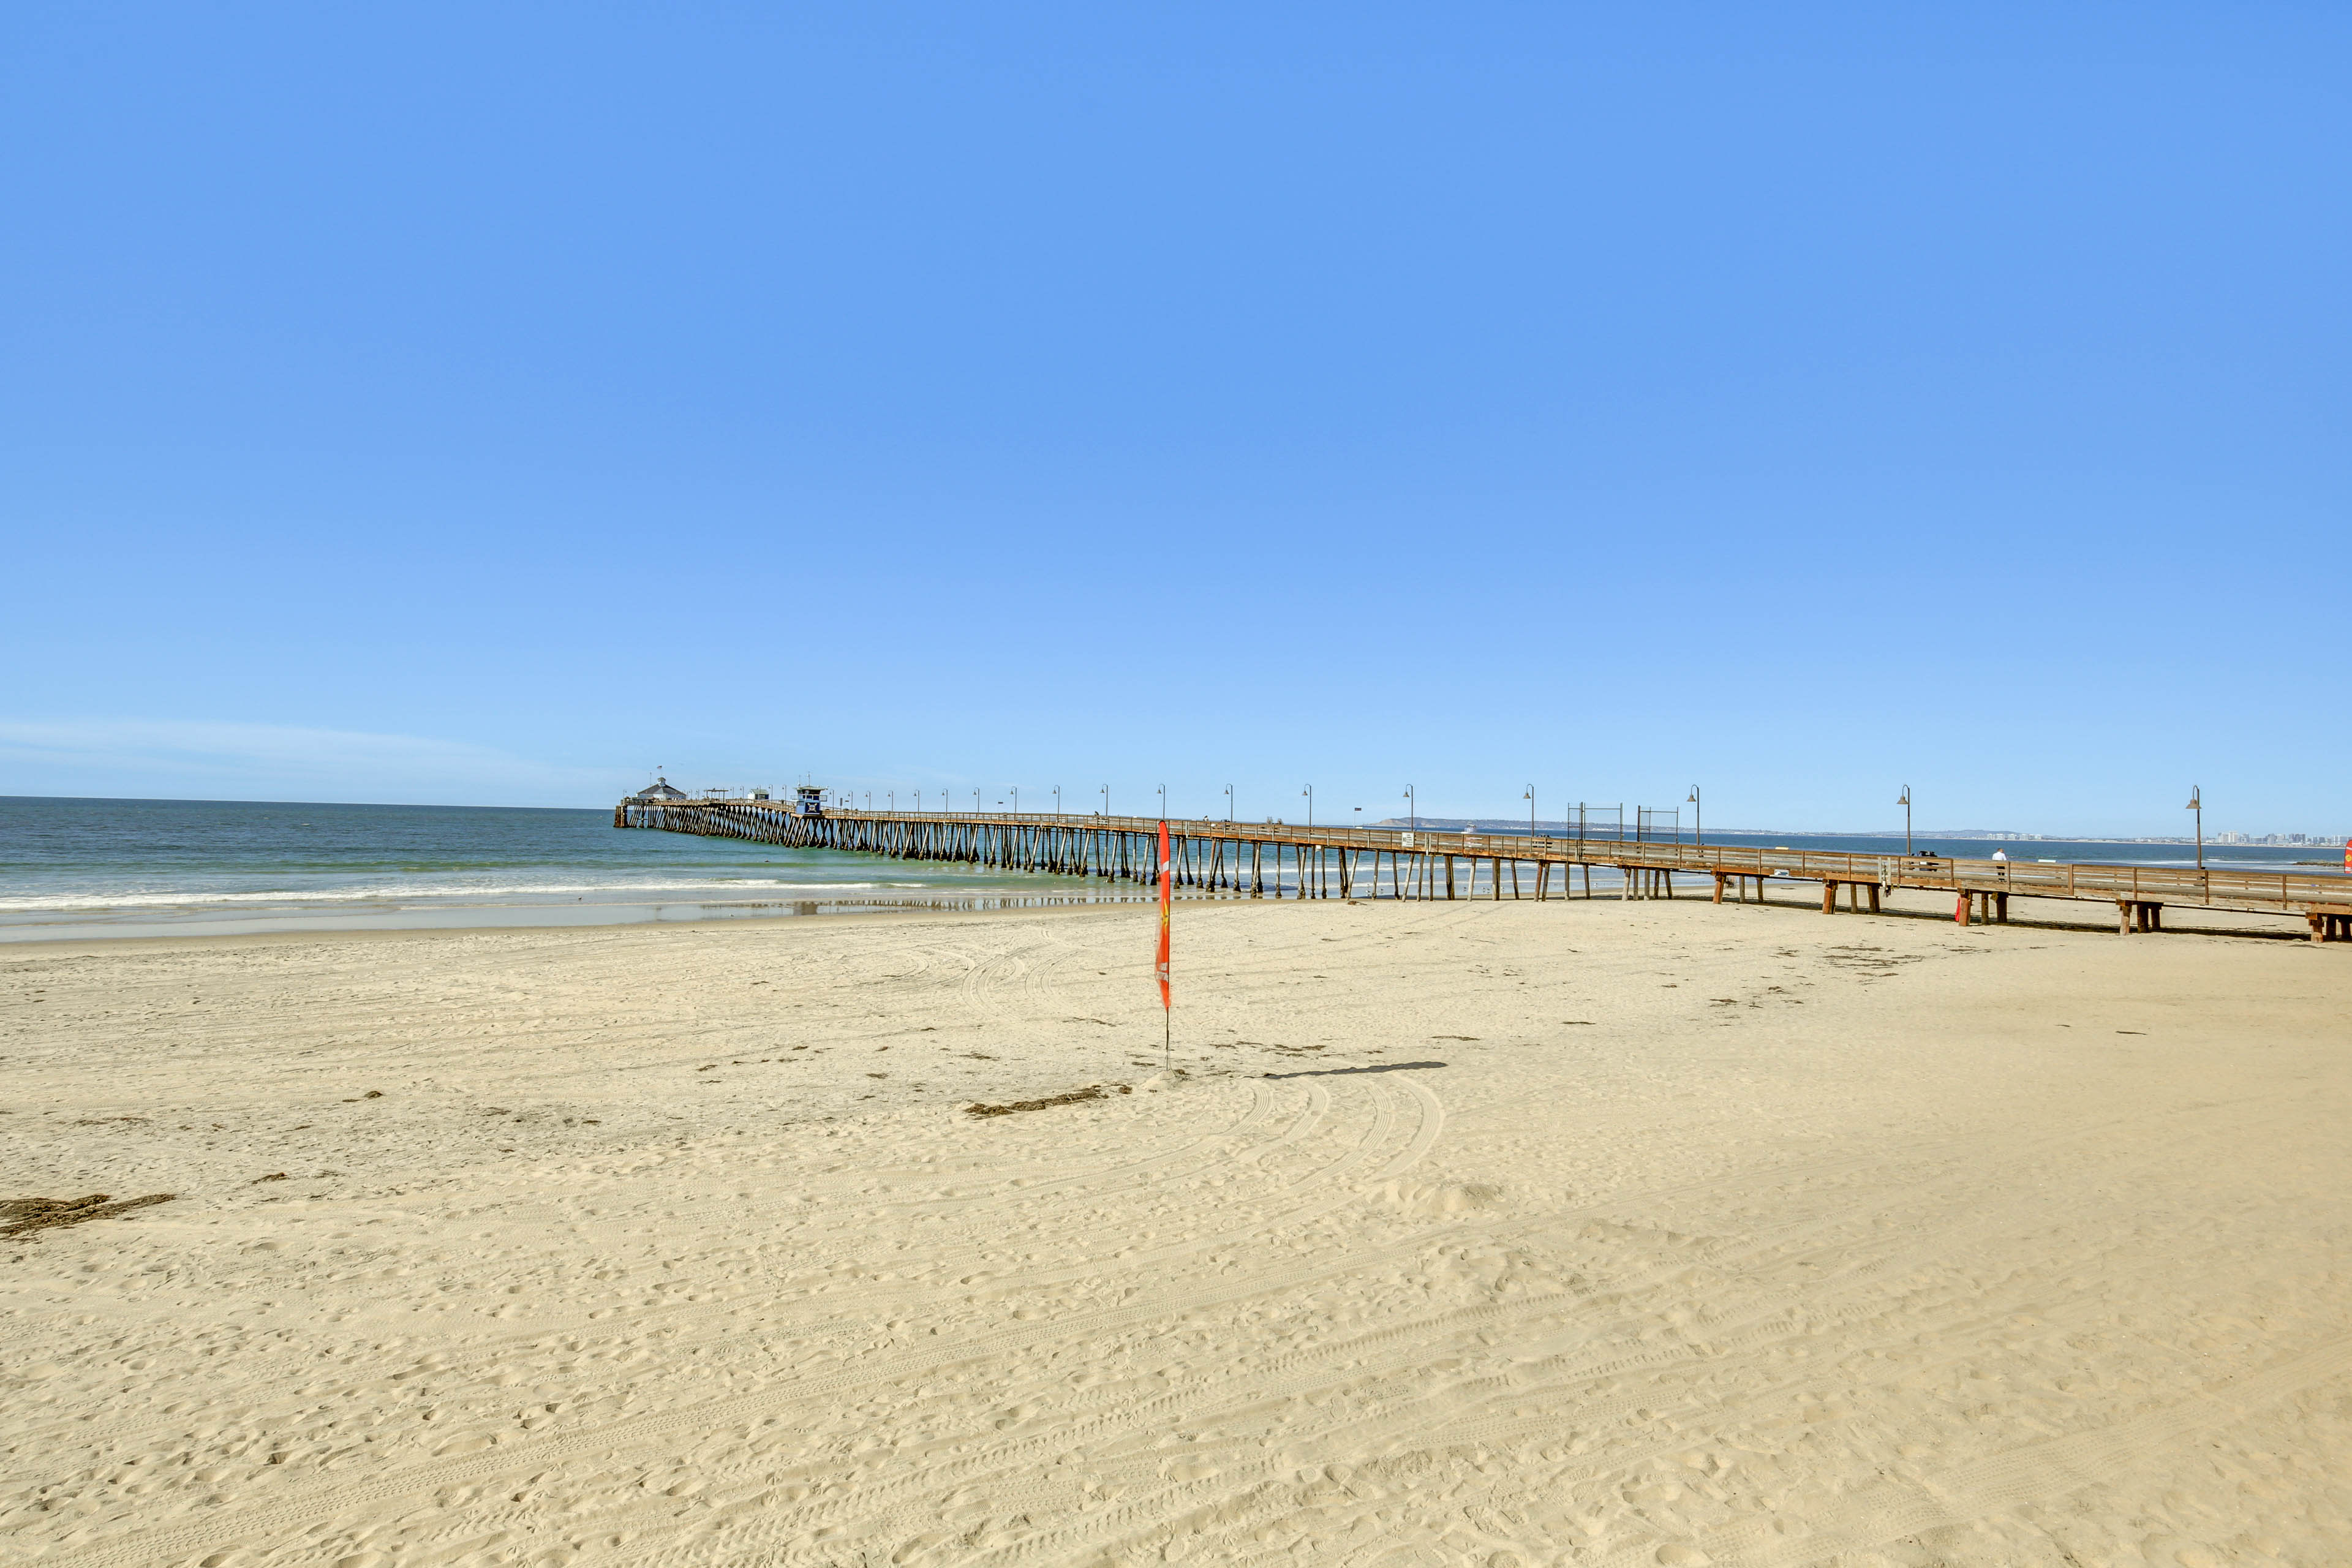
[616,810,2346,945]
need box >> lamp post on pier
[1302,784,1313,827]
[1053,785,1061,818]
[1011,786,1019,816]
[1898,785,1913,856]
[1687,785,1702,846]
[1224,784,1234,822]
[1525,785,1536,837]
[1158,783,1167,821]
[1101,784,1109,817]
[2187,785,2203,869]
[1404,785,1416,834]
[971,788,980,815]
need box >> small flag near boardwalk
[1156,819,1173,1014]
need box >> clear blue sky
[4,5,2345,834]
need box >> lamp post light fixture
[1224,783,1235,822]
[1525,784,1536,837]
[2187,785,2203,869]
[1302,784,1313,827]
[971,788,981,814]
[1010,786,1019,815]
[1404,785,1417,833]
[1053,785,1061,818]
[1158,783,1167,821]
[1687,785,1702,846]
[1101,784,1109,817]
[1897,785,1913,856]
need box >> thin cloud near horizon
[0,718,617,809]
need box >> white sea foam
[0,797,1107,940]
[0,880,893,913]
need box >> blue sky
[4,4,2345,834]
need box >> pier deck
[616,801,2352,942]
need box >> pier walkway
[616,800,2352,943]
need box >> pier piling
[611,800,2346,943]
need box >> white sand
[4,896,2348,1567]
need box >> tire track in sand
[17,1079,1300,1464]
[1586,1334,2352,1568]
[61,1076,1441,1568]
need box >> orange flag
[1156,819,1173,1013]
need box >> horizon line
[4,793,2341,845]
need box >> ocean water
[2,797,2339,943]
[0,796,1141,942]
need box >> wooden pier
[614,800,2352,943]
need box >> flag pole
[1156,818,1173,1069]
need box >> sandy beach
[4,895,2348,1567]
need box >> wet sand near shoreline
[4,897,2348,1566]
